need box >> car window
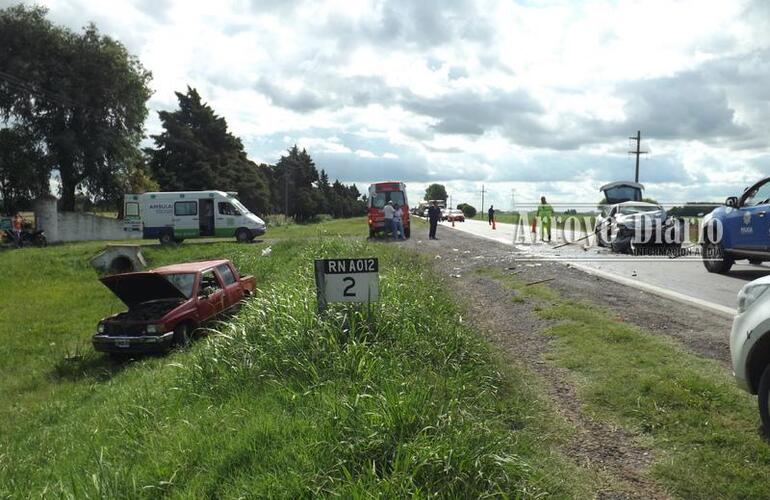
[125,202,139,217]
[218,202,241,216]
[199,270,222,296]
[743,181,770,207]
[163,273,196,298]
[217,263,237,285]
[371,191,405,208]
[174,201,197,216]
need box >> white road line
[441,221,737,319]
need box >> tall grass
[0,237,593,497]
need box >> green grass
[0,219,595,497]
[474,265,770,498]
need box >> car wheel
[173,323,191,348]
[159,233,174,245]
[35,234,47,247]
[702,240,734,274]
[236,228,252,243]
[758,365,770,437]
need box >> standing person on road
[382,201,395,239]
[12,213,24,246]
[428,201,441,240]
[536,196,554,242]
[393,203,405,240]
[488,205,495,225]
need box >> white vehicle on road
[124,191,267,244]
[730,275,770,432]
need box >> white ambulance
[123,191,267,244]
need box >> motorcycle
[2,228,47,248]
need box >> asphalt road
[439,217,770,316]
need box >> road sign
[314,258,379,309]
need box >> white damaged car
[595,201,685,254]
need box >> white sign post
[314,258,379,311]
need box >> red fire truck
[367,181,410,238]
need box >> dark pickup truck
[92,259,255,354]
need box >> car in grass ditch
[730,275,770,434]
[92,259,255,354]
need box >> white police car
[702,177,770,273]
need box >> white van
[123,191,267,244]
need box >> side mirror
[725,196,738,208]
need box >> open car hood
[101,272,187,308]
[600,181,645,204]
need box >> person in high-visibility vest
[536,196,553,242]
[12,213,24,246]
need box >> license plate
[115,339,130,348]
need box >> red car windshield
[163,273,196,298]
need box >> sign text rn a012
[314,257,379,310]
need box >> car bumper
[92,331,174,353]
[250,226,266,237]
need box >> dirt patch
[398,225,739,498]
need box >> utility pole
[628,130,648,183]
[284,165,289,216]
[449,194,453,210]
[481,184,486,215]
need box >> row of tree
[0,5,364,219]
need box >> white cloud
[15,0,770,205]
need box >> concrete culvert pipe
[109,256,134,274]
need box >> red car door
[197,269,226,319]
[215,262,242,309]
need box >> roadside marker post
[314,258,380,313]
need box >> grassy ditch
[0,231,594,497]
[479,266,770,498]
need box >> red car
[92,259,255,354]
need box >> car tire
[173,323,191,348]
[702,240,734,274]
[236,228,253,243]
[159,233,174,245]
[758,365,770,437]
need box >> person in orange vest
[12,213,24,247]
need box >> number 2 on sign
[343,277,356,297]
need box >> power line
[0,69,76,108]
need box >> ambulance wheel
[236,228,253,243]
[159,233,174,245]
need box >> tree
[0,5,152,210]
[146,87,270,214]
[457,203,477,219]
[424,183,448,202]
[269,145,320,221]
[0,125,50,214]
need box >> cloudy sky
[7,0,770,208]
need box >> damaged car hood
[101,272,187,307]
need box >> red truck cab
[92,259,255,354]
[367,181,410,238]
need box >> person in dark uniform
[428,201,441,240]
[488,205,495,225]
